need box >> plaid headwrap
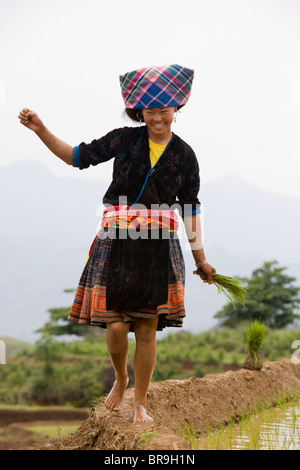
[119,64,194,109]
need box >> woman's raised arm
[18,108,73,165]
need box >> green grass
[24,423,79,440]
[137,430,160,450]
[0,419,81,444]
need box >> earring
[137,112,143,125]
[174,109,180,123]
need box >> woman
[18,64,216,423]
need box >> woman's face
[141,107,176,142]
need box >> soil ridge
[40,358,300,450]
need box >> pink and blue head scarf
[119,64,194,109]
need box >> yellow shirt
[149,138,166,168]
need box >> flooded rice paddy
[197,399,300,450]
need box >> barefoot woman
[18,64,216,422]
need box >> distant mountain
[200,175,300,262]
[1,161,300,342]
[0,160,107,341]
[0,337,34,357]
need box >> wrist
[34,123,46,137]
[195,259,207,268]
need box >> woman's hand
[18,108,44,133]
[198,262,216,284]
[18,107,73,165]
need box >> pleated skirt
[68,228,186,331]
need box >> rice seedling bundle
[193,268,247,307]
[243,320,266,370]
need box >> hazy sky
[1,0,300,198]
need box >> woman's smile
[142,107,176,143]
[151,122,166,128]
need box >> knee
[106,322,129,342]
[134,320,157,345]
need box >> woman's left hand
[198,262,216,284]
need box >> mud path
[1,359,299,450]
[39,358,300,451]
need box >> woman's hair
[124,109,144,123]
[124,105,183,123]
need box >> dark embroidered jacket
[73,125,201,218]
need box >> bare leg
[133,318,158,423]
[105,321,131,412]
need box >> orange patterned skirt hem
[68,230,185,331]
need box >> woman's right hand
[18,108,74,165]
[18,108,44,133]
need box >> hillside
[0,337,33,358]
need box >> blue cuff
[183,207,201,217]
[72,146,80,167]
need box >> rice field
[194,399,300,450]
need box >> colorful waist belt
[86,205,178,262]
[101,205,179,232]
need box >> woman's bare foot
[133,402,154,423]
[104,376,129,412]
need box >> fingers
[19,108,28,117]
[207,268,216,284]
[18,108,28,123]
[201,274,212,284]
[18,108,35,127]
[18,108,31,120]
[202,264,216,284]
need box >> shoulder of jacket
[103,126,135,137]
[108,125,146,140]
[172,133,196,157]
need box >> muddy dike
[36,358,300,451]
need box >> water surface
[197,400,300,450]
